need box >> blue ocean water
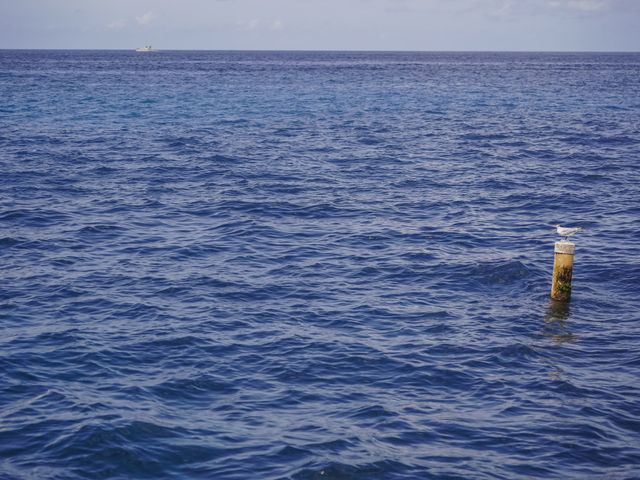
[1,49,640,479]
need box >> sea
[1,50,640,479]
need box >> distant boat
[135,46,153,52]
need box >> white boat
[135,45,153,52]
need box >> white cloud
[457,0,523,18]
[459,0,613,17]
[136,12,155,26]
[490,0,514,17]
[237,18,261,30]
[548,0,607,11]
[235,18,284,32]
[106,19,127,30]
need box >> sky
[0,0,638,51]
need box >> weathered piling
[551,241,575,302]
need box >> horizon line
[1,47,639,54]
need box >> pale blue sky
[1,0,638,51]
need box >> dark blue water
[1,50,640,479]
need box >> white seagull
[555,224,583,241]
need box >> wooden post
[551,241,575,302]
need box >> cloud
[106,19,127,30]
[235,18,284,32]
[456,0,521,19]
[237,18,261,30]
[548,0,607,11]
[136,12,155,26]
[456,0,617,18]
[489,0,514,17]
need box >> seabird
[555,224,583,241]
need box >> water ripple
[1,50,640,479]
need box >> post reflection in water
[543,300,577,344]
